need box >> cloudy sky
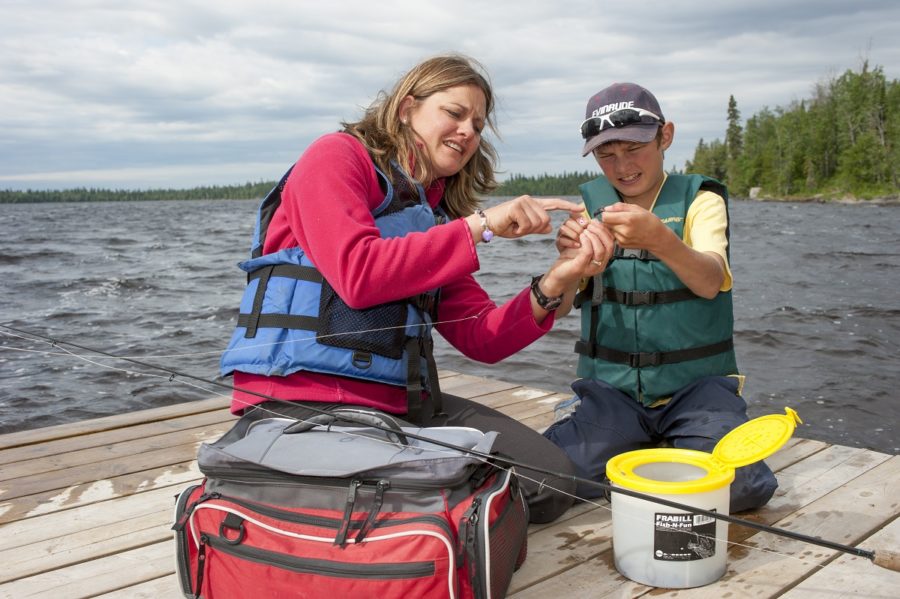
[2,0,899,191]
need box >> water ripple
[2,198,898,453]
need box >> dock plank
[93,575,179,598]
[1,484,183,551]
[0,396,230,451]
[0,541,173,598]
[0,419,231,481]
[780,514,900,598]
[0,408,234,466]
[2,438,215,501]
[0,463,202,524]
[510,503,613,594]
[1,509,171,583]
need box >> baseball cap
[581,82,665,156]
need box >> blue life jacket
[220,160,444,422]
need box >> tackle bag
[173,408,529,599]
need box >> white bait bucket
[605,408,801,588]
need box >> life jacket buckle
[352,351,373,369]
[629,351,662,368]
[625,290,656,305]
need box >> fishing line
[1,323,897,571]
[0,331,825,573]
[1,327,240,403]
[0,314,482,361]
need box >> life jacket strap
[237,313,319,333]
[246,264,323,284]
[574,279,698,307]
[404,336,444,426]
[250,166,295,260]
[410,291,440,320]
[574,337,734,367]
[612,246,659,261]
[602,286,699,306]
[405,338,423,424]
[241,264,322,338]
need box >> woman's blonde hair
[342,54,498,219]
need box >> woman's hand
[530,221,617,320]
[555,214,588,253]
[555,216,616,275]
[468,196,584,241]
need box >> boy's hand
[598,202,670,252]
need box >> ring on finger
[591,259,603,266]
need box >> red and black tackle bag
[173,409,528,598]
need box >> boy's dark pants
[543,376,778,513]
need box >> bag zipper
[203,532,437,579]
[172,484,204,596]
[200,465,477,490]
[464,469,528,599]
[194,487,456,543]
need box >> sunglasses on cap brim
[580,107,663,140]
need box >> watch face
[543,296,562,310]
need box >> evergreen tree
[724,95,743,186]
[685,138,727,182]
[686,59,899,200]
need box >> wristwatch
[531,275,563,311]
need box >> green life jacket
[575,173,738,405]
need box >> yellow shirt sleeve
[684,191,733,292]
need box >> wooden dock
[1,371,898,598]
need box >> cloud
[1,0,898,190]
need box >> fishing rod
[2,323,898,571]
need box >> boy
[544,82,777,512]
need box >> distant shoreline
[1,184,898,205]
[739,194,900,205]
[3,195,898,205]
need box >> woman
[220,54,605,522]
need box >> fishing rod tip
[873,548,900,572]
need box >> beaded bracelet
[476,209,494,243]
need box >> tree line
[490,171,596,197]
[686,61,899,200]
[0,181,277,203]
[0,173,593,203]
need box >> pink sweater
[232,132,554,414]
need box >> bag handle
[283,408,410,446]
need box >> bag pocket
[188,496,458,598]
[459,469,529,599]
[317,279,407,359]
[172,484,205,598]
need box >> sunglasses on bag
[579,108,663,139]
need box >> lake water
[1,198,898,454]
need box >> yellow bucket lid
[711,407,802,469]
[606,447,735,494]
[605,407,801,495]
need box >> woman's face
[400,84,486,180]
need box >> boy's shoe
[552,396,581,422]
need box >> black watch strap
[531,275,563,311]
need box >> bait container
[606,408,801,588]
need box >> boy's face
[592,121,674,205]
